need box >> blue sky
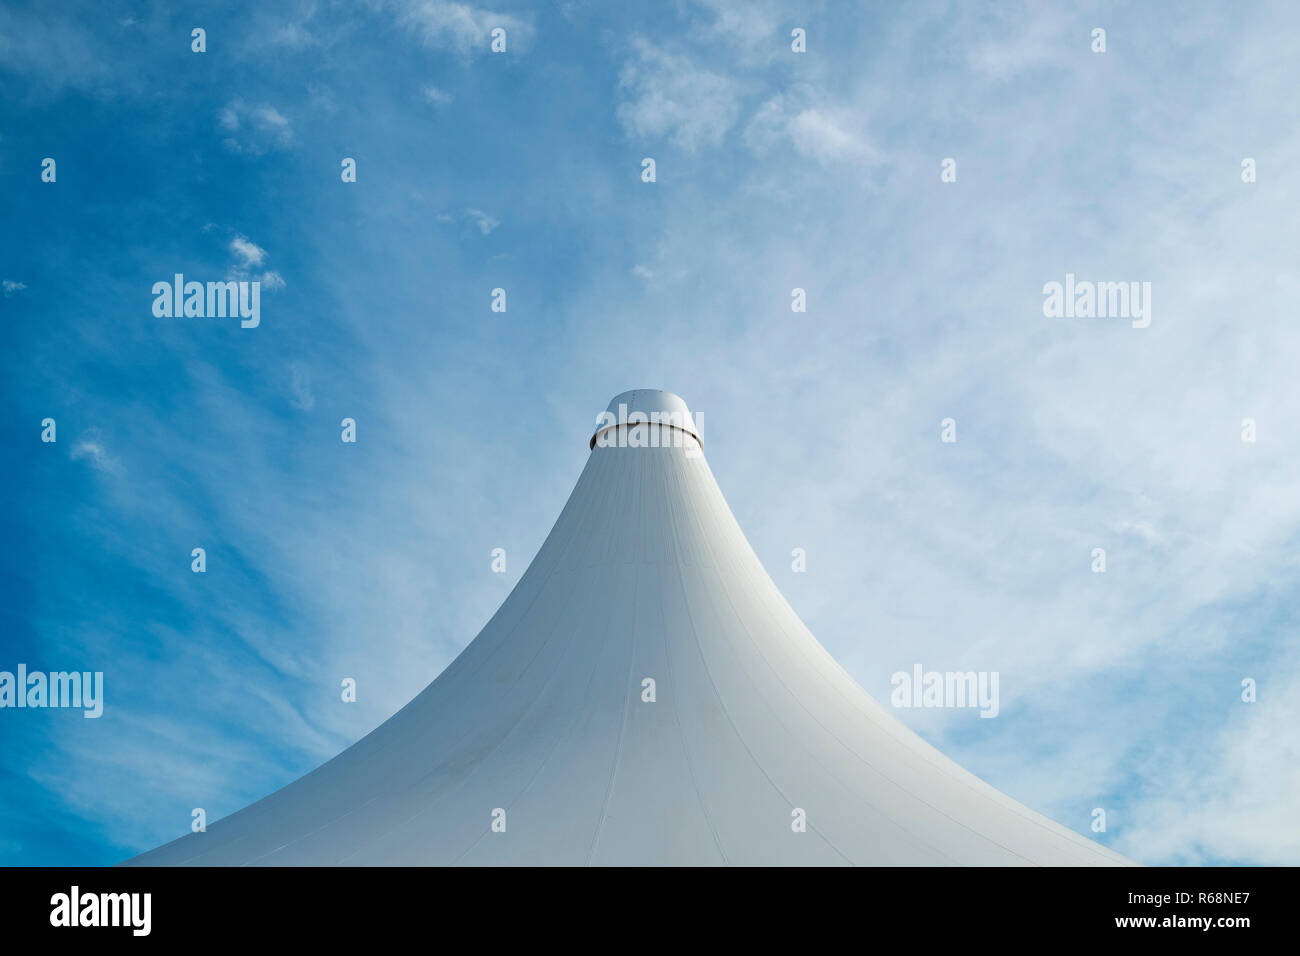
[3,0,1298,865]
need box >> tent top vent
[590,389,702,450]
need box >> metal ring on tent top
[589,421,703,451]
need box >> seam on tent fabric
[665,459,849,865]
[655,453,730,864]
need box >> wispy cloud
[286,362,315,411]
[395,1,533,55]
[1120,660,1300,865]
[616,37,741,152]
[965,5,1076,81]
[0,5,117,95]
[688,0,783,55]
[464,208,499,234]
[229,236,267,269]
[744,91,880,166]
[225,234,285,290]
[69,434,122,476]
[436,208,500,234]
[218,100,294,154]
[422,85,453,106]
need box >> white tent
[128,390,1134,866]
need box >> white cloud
[688,0,782,57]
[397,1,532,55]
[1119,660,1300,865]
[464,208,499,234]
[70,436,121,475]
[616,37,741,152]
[435,209,500,234]
[251,105,290,130]
[273,22,317,48]
[787,108,877,165]
[229,236,267,268]
[744,92,879,166]
[1110,519,1164,547]
[224,236,285,292]
[307,83,340,113]
[422,85,453,105]
[965,6,1075,81]
[3,279,26,296]
[218,99,294,153]
[0,6,116,95]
